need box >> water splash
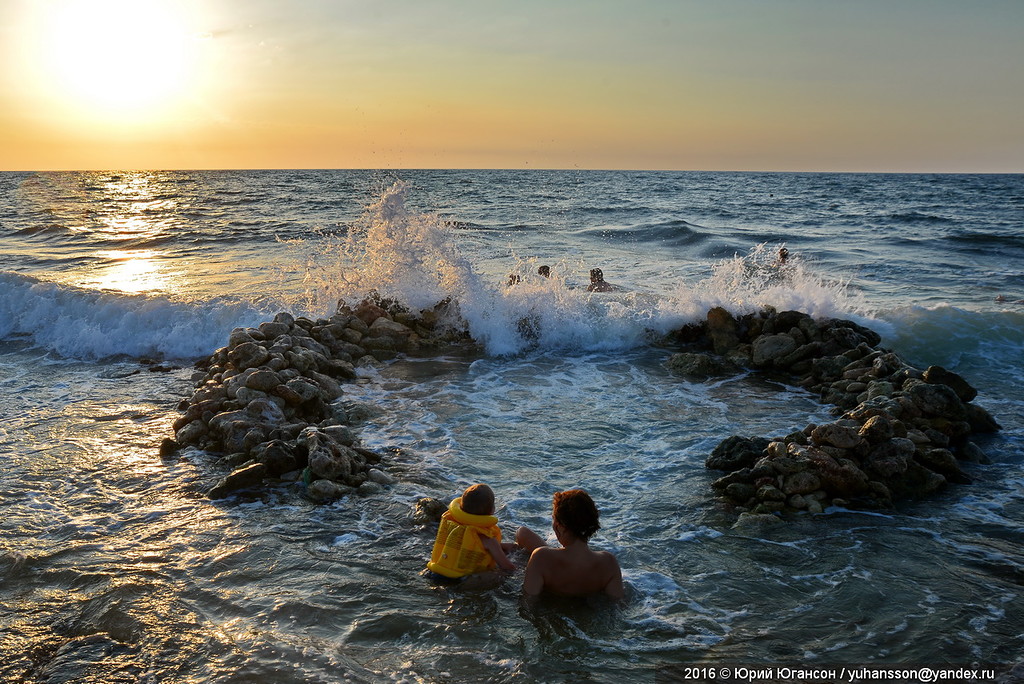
[661,243,869,322]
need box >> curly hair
[552,489,600,541]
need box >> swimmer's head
[552,489,600,541]
[538,265,550,277]
[462,483,495,515]
[590,268,604,282]
[778,248,789,262]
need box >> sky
[1,0,1022,172]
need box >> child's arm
[480,535,516,572]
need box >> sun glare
[28,0,202,126]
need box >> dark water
[0,170,1022,681]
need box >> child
[425,483,516,585]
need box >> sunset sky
[2,0,1021,173]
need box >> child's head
[552,489,600,541]
[461,483,495,515]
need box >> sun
[28,0,201,126]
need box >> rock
[810,423,863,449]
[917,448,971,484]
[307,479,349,503]
[781,471,821,495]
[904,381,967,420]
[923,365,978,402]
[957,441,990,464]
[366,468,397,485]
[245,369,282,392]
[752,334,798,367]
[175,420,207,446]
[667,352,735,378]
[208,462,268,499]
[259,321,291,340]
[859,414,895,443]
[284,377,320,403]
[731,512,783,533]
[228,342,270,371]
[706,436,771,472]
[358,481,385,496]
[724,482,756,502]
[706,307,740,355]
[158,438,180,457]
[370,317,413,338]
[965,403,1001,433]
[412,497,448,525]
[252,439,297,476]
[756,484,786,502]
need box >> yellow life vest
[426,497,502,578]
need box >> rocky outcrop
[679,307,1001,515]
[167,296,470,500]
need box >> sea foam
[0,271,264,361]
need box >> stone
[307,479,349,503]
[706,307,740,355]
[208,462,268,499]
[412,497,448,525]
[366,468,397,485]
[859,414,895,443]
[752,334,798,367]
[284,377,320,403]
[756,484,786,502]
[667,352,735,378]
[245,369,282,392]
[175,420,207,446]
[781,471,822,495]
[904,382,966,420]
[917,448,971,483]
[965,403,1001,433]
[228,342,270,371]
[810,423,862,449]
[731,512,783,533]
[923,365,978,402]
[252,439,297,476]
[358,481,385,496]
[258,321,291,340]
[724,482,756,502]
[706,436,771,471]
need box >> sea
[0,169,1022,683]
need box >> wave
[574,219,709,247]
[299,185,867,356]
[0,271,267,361]
[879,304,1024,379]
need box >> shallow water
[1,170,1022,681]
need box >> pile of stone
[670,307,1001,515]
[167,296,469,501]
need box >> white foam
[0,271,264,360]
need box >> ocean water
[1,170,1022,682]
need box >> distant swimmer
[775,247,790,266]
[587,268,615,292]
[538,265,550,278]
[507,273,522,287]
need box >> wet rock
[752,334,798,367]
[923,365,978,402]
[307,478,350,503]
[731,512,783,533]
[706,307,740,355]
[208,462,268,499]
[706,436,771,472]
[667,352,736,378]
[810,423,863,449]
[366,468,397,485]
[412,497,448,525]
[245,369,282,392]
[228,342,270,371]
